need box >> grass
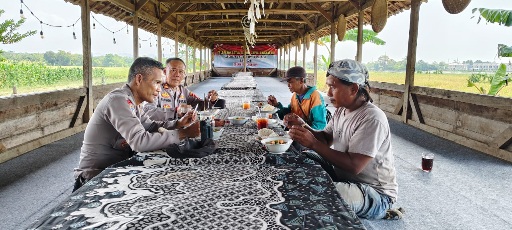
[0,67,129,97]
[314,71,512,98]
[1,68,511,98]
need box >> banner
[213,44,277,68]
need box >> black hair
[338,78,373,103]
[165,57,186,67]
[127,57,163,83]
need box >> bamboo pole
[157,23,162,62]
[133,11,139,59]
[356,9,363,62]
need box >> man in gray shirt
[74,57,199,191]
[286,59,399,220]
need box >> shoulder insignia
[161,92,170,98]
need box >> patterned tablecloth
[27,83,366,230]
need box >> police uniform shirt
[143,84,203,121]
[75,84,181,180]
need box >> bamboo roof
[65,0,412,48]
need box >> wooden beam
[0,124,87,164]
[135,0,151,11]
[160,1,184,24]
[309,2,333,23]
[402,0,421,123]
[298,14,316,30]
[492,126,512,149]
[69,96,86,128]
[409,94,425,124]
[176,9,319,15]
[188,19,308,24]
[81,0,93,122]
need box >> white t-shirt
[324,102,398,201]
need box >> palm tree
[316,29,386,67]
[472,8,512,27]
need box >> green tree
[316,29,386,67]
[0,9,36,61]
[473,8,512,27]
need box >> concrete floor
[1,77,511,230]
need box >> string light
[126,22,129,34]
[112,32,116,44]
[72,25,76,39]
[93,22,96,29]
[40,21,44,39]
[20,0,25,19]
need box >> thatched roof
[65,0,412,48]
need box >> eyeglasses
[169,68,186,75]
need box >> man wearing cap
[267,66,327,130]
[74,57,199,191]
[285,59,399,219]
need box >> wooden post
[157,23,162,62]
[294,46,298,67]
[314,33,318,85]
[330,21,336,63]
[199,47,203,79]
[402,0,421,123]
[287,47,291,70]
[185,44,189,72]
[356,10,363,62]
[302,42,306,68]
[243,45,247,72]
[81,0,93,122]
[193,46,196,73]
[133,11,139,60]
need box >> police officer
[143,57,220,120]
[73,57,199,191]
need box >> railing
[0,70,211,163]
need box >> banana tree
[316,29,386,67]
[467,8,511,95]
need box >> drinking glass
[421,153,435,172]
[256,114,268,130]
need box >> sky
[1,0,511,64]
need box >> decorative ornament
[442,0,471,14]
[336,15,347,41]
[371,0,388,33]
[305,33,311,50]
[243,0,265,46]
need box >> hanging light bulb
[73,31,76,40]
[40,31,44,39]
[113,37,116,44]
[20,0,25,19]
[93,22,96,29]
[139,43,141,48]
[150,41,152,47]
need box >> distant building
[446,62,468,71]
[445,61,512,72]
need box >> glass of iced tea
[256,115,268,130]
[242,99,251,110]
[421,153,434,172]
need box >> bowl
[261,137,293,154]
[213,127,224,140]
[228,116,248,125]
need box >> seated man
[267,66,327,130]
[143,57,218,120]
[205,89,226,109]
[285,59,398,220]
[74,57,199,191]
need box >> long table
[28,86,365,230]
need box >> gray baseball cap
[326,59,369,86]
[281,66,307,82]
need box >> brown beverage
[257,117,268,130]
[421,153,434,172]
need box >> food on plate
[257,128,275,139]
[266,139,287,145]
[261,104,275,112]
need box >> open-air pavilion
[0,0,511,229]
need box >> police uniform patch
[127,99,136,115]
[162,104,171,109]
[161,92,170,98]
